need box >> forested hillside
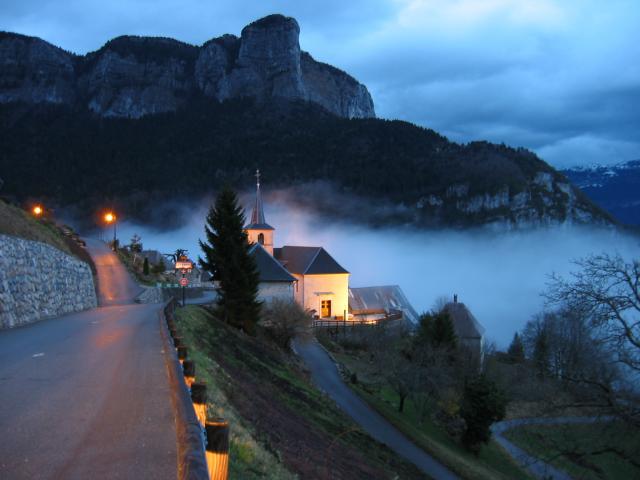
[0,98,611,228]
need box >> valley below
[106,195,640,348]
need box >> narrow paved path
[491,416,616,480]
[0,240,176,479]
[294,338,459,480]
[87,239,143,305]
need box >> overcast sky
[2,0,639,167]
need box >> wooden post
[183,359,196,388]
[205,419,229,480]
[190,382,207,427]
[177,345,188,364]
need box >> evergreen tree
[416,311,457,350]
[153,258,166,274]
[432,311,458,349]
[460,375,507,454]
[199,187,261,334]
[507,332,525,363]
[143,257,150,275]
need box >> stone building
[442,295,485,364]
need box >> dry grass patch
[0,200,71,254]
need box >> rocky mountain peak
[243,13,299,31]
[0,15,375,119]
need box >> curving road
[492,416,615,480]
[294,338,459,480]
[0,240,176,479]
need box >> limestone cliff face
[220,16,306,101]
[414,171,609,228]
[0,15,375,119]
[301,53,374,119]
[78,37,197,118]
[0,32,76,104]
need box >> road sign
[180,277,189,287]
[176,261,193,270]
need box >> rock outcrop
[414,170,607,228]
[0,15,375,119]
[0,32,76,104]
[0,234,97,328]
[78,37,198,117]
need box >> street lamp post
[104,212,117,250]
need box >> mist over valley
[106,192,640,347]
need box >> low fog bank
[104,194,639,348]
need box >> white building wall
[258,282,294,303]
[300,273,350,319]
[246,229,274,256]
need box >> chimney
[453,294,458,304]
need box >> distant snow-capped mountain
[562,160,640,226]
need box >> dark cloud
[1,0,638,167]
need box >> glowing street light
[32,205,43,217]
[104,211,117,250]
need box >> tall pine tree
[199,187,261,335]
[416,311,458,350]
[507,332,525,363]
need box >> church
[245,172,350,320]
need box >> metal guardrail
[161,299,230,480]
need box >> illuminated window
[258,233,264,244]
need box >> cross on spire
[250,169,266,225]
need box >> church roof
[443,301,485,339]
[249,244,296,283]
[245,222,275,230]
[274,246,349,275]
[245,169,274,231]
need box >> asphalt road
[492,416,615,480]
[294,338,459,480]
[0,240,176,479]
[88,239,143,305]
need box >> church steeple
[245,169,275,255]
[250,169,267,225]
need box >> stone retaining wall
[0,234,97,328]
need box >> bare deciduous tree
[260,299,311,349]
[546,253,640,428]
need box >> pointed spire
[251,169,266,225]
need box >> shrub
[260,299,311,349]
[460,375,507,454]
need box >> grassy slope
[324,342,533,480]
[505,423,640,479]
[115,248,161,286]
[174,305,427,480]
[0,200,71,254]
